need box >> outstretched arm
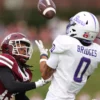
[35,40,55,80]
[39,55,55,80]
[0,67,46,93]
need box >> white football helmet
[66,11,100,42]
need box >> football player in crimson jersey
[35,11,100,100]
[0,32,48,100]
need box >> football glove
[35,40,48,56]
[35,77,52,88]
[35,78,46,88]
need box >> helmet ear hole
[70,34,76,37]
[86,21,88,25]
[72,29,76,32]
[3,47,9,53]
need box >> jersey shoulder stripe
[0,54,14,69]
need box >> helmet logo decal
[73,15,86,26]
[83,32,89,38]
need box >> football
[37,0,56,19]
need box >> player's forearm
[35,40,53,82]
[40,55,50,79]
[40,56,55,80]
[40,56,48,73]
[41,65,55,80]
[6,81,36,93]
[3,78,46,93]
[0,67,46,93]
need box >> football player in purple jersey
[0,32,48,100]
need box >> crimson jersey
[0,53,32,100]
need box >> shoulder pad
[0,54,16,69]
[50,35,71,53]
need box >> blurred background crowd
[0,0,100,45]
[0,0,100,100]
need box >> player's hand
[35,78,47,88]
[35,40,48,56]
[35,76,52,88]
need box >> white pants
[44,91,75,100]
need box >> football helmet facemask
[1,32,33,63]
[66,11,100,43]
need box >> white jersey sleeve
[47,35,70,69]
[46,53,59,69]
[50,35,71,53]
[47,35,74,69]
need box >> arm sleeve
[46,53,59,69]
[50,35,70,53]
[15,92,29,100]
[0,67,36,93]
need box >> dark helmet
[1,32,33,63]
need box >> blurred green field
[26,47,100,99]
